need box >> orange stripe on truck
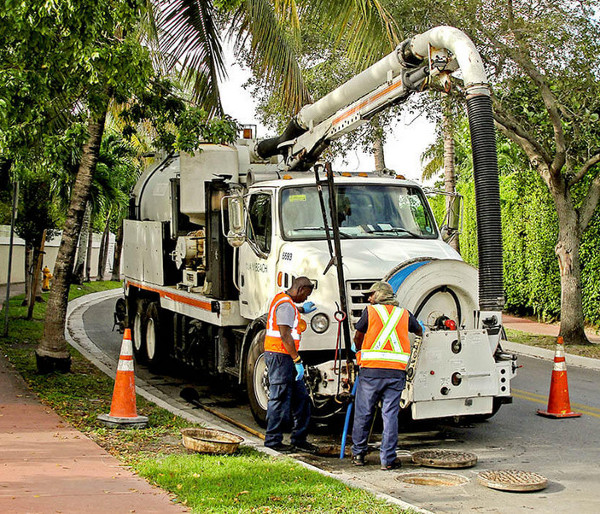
[333,80,404,126]
[127,281,213,311]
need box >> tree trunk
[22,245,33,306]
[85,227,93,282]
[73,202,91,284]
[111,222,123,281]
[97,208,111,281]
[555,209,589,345]
[36,106,108,373]
[27,229,46,320]
[442,105,460,253]
[373,135,386,171]
[371,116,387,172]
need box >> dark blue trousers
[351,373,406,466]
[264,351,311,447]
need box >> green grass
[135,447,404,513]
[0,282,408,513]
[506,328,600,359]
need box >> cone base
[536,409,581,419]
[97,413,149,429]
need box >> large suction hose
[466,94,504,312]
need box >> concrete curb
[66,289,433,514]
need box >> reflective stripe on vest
[264,292,301,354]
[360,304,411,370]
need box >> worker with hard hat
[263,276,320,455]
[351,280,423,470]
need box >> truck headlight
[311,313,330,334]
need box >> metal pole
[3,181,19,336]
[324,163,353,365]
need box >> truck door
[238,191,277,319]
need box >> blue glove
[302,301,316,314]
[418,321,426,334]
[295,362,305,381]
[351,342,357,353]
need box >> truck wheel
[246,329,269,427]
[145,302,168,372]
[132,299,148,363]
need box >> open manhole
[397,472,469,487]
[478,470,548,492]
[412,449,477,469]
[314,444,350,457]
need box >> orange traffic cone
[98,328,149,428]
[536,337,581,419]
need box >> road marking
[513,388,600,412]
[512,388,600,418]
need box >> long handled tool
[339,377,358,459]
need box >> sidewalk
[503,313,600,344]
[0,353,188,513]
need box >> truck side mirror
[221,190,246,247]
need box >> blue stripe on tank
[388,261,430,293]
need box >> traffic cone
[98,328,149,428]
[536,337,581,419]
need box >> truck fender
[238,314,267,384]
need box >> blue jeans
[351,373,406,466]
[264,351,311,447]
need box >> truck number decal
[281,252,293,261]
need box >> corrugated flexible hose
[467,94,505,312]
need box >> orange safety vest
[358,304,411,371]
[264,292,305,354]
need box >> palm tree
[93,132,141,280]
[156,0,398,114]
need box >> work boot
[266,442,295,454]
[381,459,401,470]
[352,453,366,466]
[293,440,320,454]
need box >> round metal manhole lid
[396,472,469,487]
[477,470,548,492]
[412,449,478,469]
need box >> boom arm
[256,26,488,172]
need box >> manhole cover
[412,449,478,469]
[477,470,548,492]
[397,472,469,487]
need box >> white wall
[0,225,117,285]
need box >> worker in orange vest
[42,265,53,292]
[263,276,319,454]
[351,281,423,470]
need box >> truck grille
[346,280,376,328]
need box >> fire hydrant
[42,265,52,292]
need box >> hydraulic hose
[466,94,504,312]
[255,118,305,159]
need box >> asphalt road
[83,296,600,513]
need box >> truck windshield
[280,184,438,240]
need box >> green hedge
[429,168,600,326]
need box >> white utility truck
[121,26,516,425]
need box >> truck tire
[132,299,148,363]
[246,329,269,427]
[145,302,168,372]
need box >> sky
[218,44,438,183]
